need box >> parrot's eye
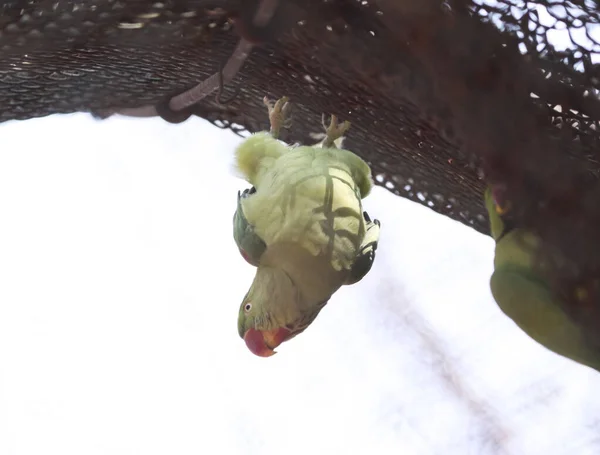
[244,303,252,313]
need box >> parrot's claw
[321,113,351,148]
[263,96,292,139]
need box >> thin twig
[168,39,254,111]
[98,0,279,119]
[216,62,242,105]
[168,0,279,112]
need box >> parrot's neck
[260,242,346,305]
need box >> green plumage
[486,187,600,372]
[232,99,380,356]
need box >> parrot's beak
[243,327,291,357]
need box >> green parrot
[233,96,381,357]
[486,185,600,372]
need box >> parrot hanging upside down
[233,96,381,357]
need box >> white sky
[0,114,599,455]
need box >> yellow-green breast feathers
[234,135,373,272]
[333,146,373,199]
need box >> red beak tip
[243,328,276,358]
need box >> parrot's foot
[321,113,351,148]
[263,96,292,139]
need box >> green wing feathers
[233,188,267,266]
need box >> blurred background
[0,114,598,455]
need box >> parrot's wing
[233,187,267,267]
[485,186,600,372]
[345,211,380,285]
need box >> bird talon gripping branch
[263,95,292,139]
[232,95,380,357]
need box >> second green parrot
[486,185,600,372]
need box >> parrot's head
[238,265,322,357]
